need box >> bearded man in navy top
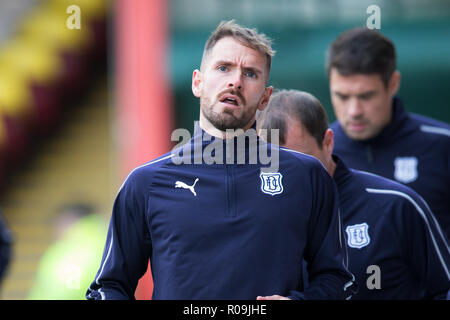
[86,21,355,300]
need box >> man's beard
[200,96,254,131]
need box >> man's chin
[207,113,250,131]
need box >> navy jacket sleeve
[396,191,450,299]
[288,161,356,300]
[86,169,152,300]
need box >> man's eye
[218,66,228,72]
[359,94,374,100]
[245,71,256,78]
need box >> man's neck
[199,115,256,139]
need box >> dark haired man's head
[256,90,335,174]
[326,28,401,141]
[326,27,396,87]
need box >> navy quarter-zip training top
[86,123,355,300]
[331,97,450,240]
[334,156,450,299]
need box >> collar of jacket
[332,154,353,185]
[185,120,273,165]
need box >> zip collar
[332,155,353,186]
[182,120,274,166]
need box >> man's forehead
[206,37,267,67]
[330,70,384,92]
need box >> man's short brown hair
[201,20,276,77]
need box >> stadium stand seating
[0,0,108,193]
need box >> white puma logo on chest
[175,178,199,196]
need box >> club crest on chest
[346,223,371,249]
[394,157,418,183]
[260,172,284,196]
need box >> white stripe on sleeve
[366,188,450,280]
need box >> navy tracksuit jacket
[86,123,355,300]
[334,156,449,299]
[331,97,450,240]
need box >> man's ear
[192,69,203,98]
[257,86,273,111]
[323,128,334,156]
[388,71,401,97]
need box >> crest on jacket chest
[346,223,371,249]
[260,172,284,196]
[393,157,418,183]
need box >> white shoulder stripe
[94,232,114,300]
[366,188,450,280]
[117,154,174,194]
[280,147,309,157]
[415,193,448,247]
[420,125,450,137]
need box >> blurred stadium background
[0,0,448,300]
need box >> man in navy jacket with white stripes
[257,89,449,299]
[326,28,450,241]
[86,21,355,300]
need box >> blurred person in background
[0,208,13,294]
[326,28,450,241]
[257,89,450,299]
[27,203,107,300]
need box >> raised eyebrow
[215,60,234,67]
[214,61,262,74]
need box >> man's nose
[228,71,242,90]
[348,98,363,118]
